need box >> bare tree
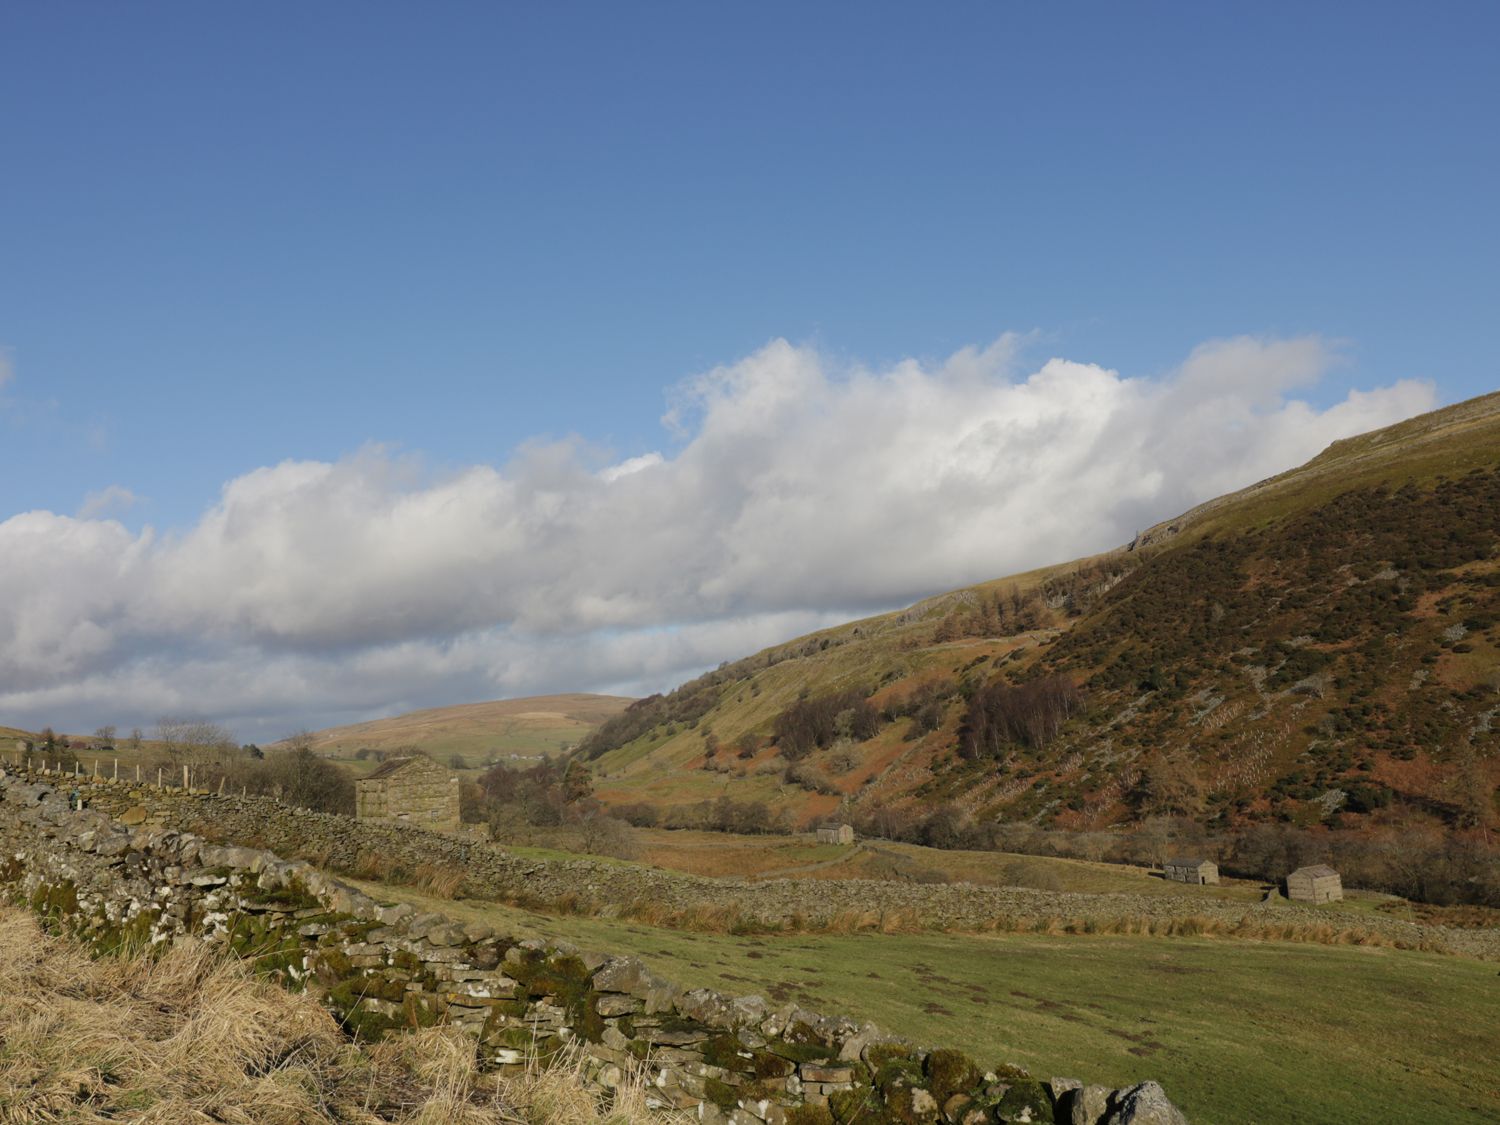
[93,725,117,750]
[1135,754,1204,817]
[157,717,237,765]
[282,729,317,754]
[1450,750,1496,844]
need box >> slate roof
[1165,857,1213,868]
[361,755,427,781]
[1290,864,1339,879]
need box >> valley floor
[355,877,1500,1125]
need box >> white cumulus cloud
[78,485,141,519]
[0,334,1435,738]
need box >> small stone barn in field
[1163,857,1219,885]
[354,754,460,833]
[1286,864,1343,904]
[816,822,855,845]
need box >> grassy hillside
[357,878,1500,1125]
[581,393,1500,868]
[293,693,634,769]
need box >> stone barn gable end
[354,754,460,833]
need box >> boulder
[1102,1082,1187,1125]
[593,956,653,995]
[1068,1085,1114,1125]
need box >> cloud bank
[0,335,1433,738]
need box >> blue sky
[0,2,1495,736]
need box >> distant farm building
[816,822,855,845]
[1286,864,1343,903]
[354,754,460,833]
[1163,857,1219,885]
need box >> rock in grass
[1067,1085,1114,1125]
[1102,1081,1188,1125]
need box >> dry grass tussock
[0,907,675,1125]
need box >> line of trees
[958,674,1082,759]
[772,689,879,760]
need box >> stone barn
[815,822,855,845]
[1163,857,1219,885]
[354,754,460,833]
[1286,864,1343,904]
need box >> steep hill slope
[583,392,1500,847]
[295,693,633,766]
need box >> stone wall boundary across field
[13,762,1488,960]
[0,767,1186,1125]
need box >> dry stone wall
[36,768,1496,959]
[1,767,1188,1125]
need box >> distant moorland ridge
[282,693,634,763]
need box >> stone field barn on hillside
[1163,857,1219,885]
[816,822,855,845]
[1286,864,1343,903]
[354,754,460,833]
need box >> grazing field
[353,878,1500,1125]
[560,826,1404,919]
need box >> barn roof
[1290,864,1339,878]
[360,755,434,781]
[1165,857,1213,867]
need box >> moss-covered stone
[994,1078,1055,1124]
[865,1043,919,1074]
[90,905,162,956]
[30,879,80,922]
[341,1001,401,1042]
[488,1025,539,1050]
[829,1085,890,1125]
[750,1048,796,1078]
[924,1049,982,1104]
[509,951,604,1042]
[328,971,407,1007]
[872,1055,923,1095]
[786,1103,836,1125]
[783,1017,824,1045]
[239,878,321,911]
[767,1040,837,1064]
[704,1077,741,1112]
[702,1033,750,1071]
